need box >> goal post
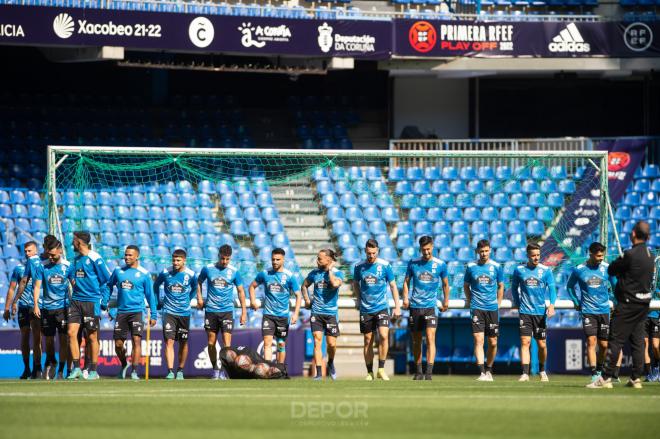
[46,145,611,308]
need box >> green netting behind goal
[47,147,610,297]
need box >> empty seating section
[320,164,582,305]
[615,164,660,249]
[290,96,359,150]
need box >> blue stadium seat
[452,234,470,249]
[165,220,183,234]
[395,181,413,196]
[471,221,489,235]
[442,167,458,180]
[557,180,575,194]
[434,234,451,248]
[326,207,345,222]
[632,206,648,221]
[338,234,357,250]
[415,221,433,236]
[438,194,454,208]
[510,193,526,208]
[490,233,507,248]
[540,180,557,194]
[341,247,360,264]
[364,207,381,221]
[396,234,414,250]
[249,220,267,235]
[379,247,399,263]
[460,167,477,181]
[464,207,480,222]
[518,206,536,221]
[494,247,513,263]
[230,220,249,236]
[351,220,369,235]
[650,206,660,221]
[381,207,400,223]
[409,207,427,222]
[449,181,466,194]
[547,193,564,208]
[615,206,631,220]
[369,220,388,235]
[322,193,340,208]
[355,234,371,249]
[451,221,469,235]
[221,193,238,208]
[426,207,442,222]
[527,220,545,236]
[550,166,567,180]
[642,164,660,179]
[352,181,370,195]
[413,181,431,195]
[424,167,441,180]
[332,220,350,235]
[504,181,522,194]
[396,221,414,235]
[532,166,549,180]
[407,167,424,181]
[509,233,526,248]
[253,233,272,248]
[418,194,436,209]
[345,207,364,222]
[183,220,200,234]
[357,193,375,208]
[641,192,657,206]
[266,221,284,235]
[456,247,473,263]
[365,167,383,181]
[456,194,472,208]
[431,181,449,195]
[473,193,491,208]
[438,247,455,261]
[261,208,279,222]
[401,247,417,262]
[522,180,539,194]
[500,207,517,221]
[496,166,512,181]
[537,207,555,222]
[316,180,334,195]
[388,167,405,182]
[433,221,451,235]
[507,220,525,235]
[489,220,506,235]
[445,207,462,221]
[334,181,352,195]
[480,207,498,222]
[370,181,389,195]
[515,166,532,180]
[340,193,357,208]
[492,193,508,208]
[478,166,495,180]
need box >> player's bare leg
[130,334,141,379]
[363,331,375,380]
[177,340,188,379]
[537,339,549,382]
[326,335,337,380]
[85,331,99,379]
[115,339,129,379]
[312,331,324,379]
[376,326,390,380]
[411,331,423,379]
[19,327,31,378]
[425,327,436,380]
[207,330,219,378]
[30,318,42,378]
[519,336,531,381]
[66,322,83,379]
[263,335,273,362]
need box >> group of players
[3,222,659,384]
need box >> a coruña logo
[409,21,436,53]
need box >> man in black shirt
[588,221,655,389]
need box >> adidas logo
[548,23,590,53]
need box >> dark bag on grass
[219,346,288,379]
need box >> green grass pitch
[1,376,658,439]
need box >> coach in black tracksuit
[602,221,654,383]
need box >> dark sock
[416,363,423,375]
[426,363,433,375]
[485,364,493,373]
[478,364,485,374]
[613,366,620,379]
[653,359,659,369]
[366,363,373,374]
[591,367,597,375]
[327,359,334,368]
[378,360,385,369]
[120,358,127,368]
[316,365,322,377]
[72,358,80,369]
[539,364,545,372]
[58,362,66,373]
[522,364,530,375]
[89,363,97,372]
[168,368,174,374]
[644,363,651,375]
[130,364,136,373]
[596,363,603,372]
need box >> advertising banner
[596,138,648,204]
[396,19,660,58]
[0,328,305,378]
[0,5,392,59]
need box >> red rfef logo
[608,152,631,172]
[409,21,437,53]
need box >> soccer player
[154,249,198,380]
[402,235,449,381]
[511,243,557,382]
[196,245,247,380]
[3,241,42,379]
[463,239,504,382]
[643,288,660,381]
[302,249,344,380]
[66,231,112,380]
[353,239,401,381]
[248,248,301,364]
[107,245,157,380]
[31,237,71,380]
[566,242,617,382]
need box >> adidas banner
[0,5,392,59]
[396,19,660,58]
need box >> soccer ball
[254,362,269,378]
[236,354,254,372]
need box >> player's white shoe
[625,378,642,389]
[484,371,493,381]
[540,371,549,382]
[377,368,390,381]
[518,373,530,382]
[365,372,374,381]
[586,376,613,389]
[476,373,489,381]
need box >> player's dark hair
[23,240,37,249]
[633,221,650,241]
[172,249,187,258]
[526,243,541,253]
[320,248,337,261]
[125,245,140,254]
[418,235,433,247]
[272,248,286,257]
[588,242,606,254]
[45,238,62,251]
[476,239,490,250]
[219,244,233,257]
[365,239,379,249]
[73,231,91,245]
[43,235,58,248]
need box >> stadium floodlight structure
[46,146,615,309]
